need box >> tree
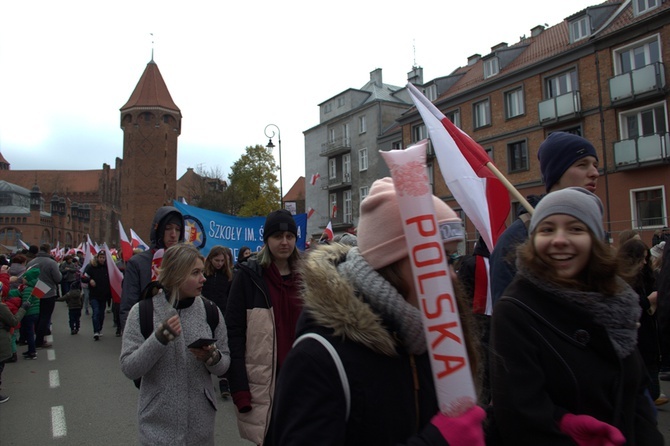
[225,145,280,217]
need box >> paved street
[0,302,252,445]
[2,302,670,444]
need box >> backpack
[133,297,219,389]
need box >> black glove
[21,300,31,310]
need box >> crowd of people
[1,132,670,445]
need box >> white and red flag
[18,239,30,250]
[331,205,337,219]
[322,221,334,241]
[407,83,510,315]
[31,279,51,299]
[151,249,164,281]
[118,221,133,262]
[310,173,320,185]
[130,229,150,251]
[103,243,123,304]
[306,207,315,219]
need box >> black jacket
[490,277,662,445]
[201,270,231,316]
[83,262,111,302]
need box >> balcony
[613,132,670,170]
[609,62,666,105]
[320,136,351,157]
[328,173,352,191]
[538,91,581,125]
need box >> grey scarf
[518,266,640,359]
[337,248,427,355]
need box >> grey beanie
[529,187,604,239]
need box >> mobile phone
[187,338,217,349]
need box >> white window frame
[446,109,461,128]
[505,87,525,118]
[618,101,668,139]
[613,34,661,75]
[359,148,368,171]
[507,140,529,172]
[344,190,352,224]
[424,85,437,101]
[329,128,336,143]
[325,103,332,113]
[328,158,337,179]
[343,154,351,182]
[630,185,666,228]
[360,186,369,202]
[569,16,590,42]
[359,115,367,134]
[473,99,491,128]
[546,70,577,98]
[634,0,659,16]
[338,97,345,108]
[412,124,427,142]
[484,57,500,78]
[343,123,350,146]
[330,193,337,219]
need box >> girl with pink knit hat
[269,177,485,445]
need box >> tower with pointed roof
[119,59,181,241]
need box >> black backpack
[133,297,219,389]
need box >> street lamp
[264,124,283,209]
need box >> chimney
[370,68,383,86]
[531,25,545,37]
[491,42,508,52]
[407,66,423,85]
[467,54,481,66]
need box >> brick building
[0,59,180,252]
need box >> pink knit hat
[358,177,463,270]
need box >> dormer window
[569,15,590,42]
[484,57,500,79]
[634,0,659,16]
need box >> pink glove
[430,405,486,446]
[559,413,625,446]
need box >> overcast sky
[0,0,598,192]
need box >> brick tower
[119,59,181,242]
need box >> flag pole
[484,161,535,216]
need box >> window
[632,187,665,228]
[325,103,332,113]
[634,0,659,16]
[359,148,368,171]
[507,140,529,172]
[484,57,500,78]
[546,70,577,98]
[343,154,351,181]
[412,124,426,142]
[615,36,660,74]
[473,99,491,128]
[505,88,525,118]
[359,116,366,134]
[0,227,19,246]
[620,103,667,139]
[329,158,337,179]
[338,97,345,107]
[391,141,402,150]
[329,128,336,143]
[485,146,494,161]
[445,109,461,128]
[424,85,437,101]
[360,186,369,201]
[343,123,350,146]
[330,194,337,219]
[569,16,590,42]
[344,190,352,224]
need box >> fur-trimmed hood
[299,244,397,356]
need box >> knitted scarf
[517,266,640,359]
[337,248,426,355]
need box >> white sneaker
[94,333,100,341]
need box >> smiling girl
[490,187,663,445]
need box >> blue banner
[172,201,307,259]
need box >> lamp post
[264,124,283,209]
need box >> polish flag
[103,243,123,304]
[130,229,150,251]
[31,279,51,299]
[331,205,337,219]
[407,83,510,315]
[307,207,315,219]
[87,235,98,256]
[310,173,320,185]
[151,249,164,281]
[323,221,334,241]
[118,221,134,261]
[18,239,30,250]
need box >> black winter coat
[490,277,662,445]
[201,270,231,316]
[83,262,111,302]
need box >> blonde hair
[158,244,205,306]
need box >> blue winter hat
[538,132,598,193]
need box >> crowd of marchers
[1,131,670,445]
